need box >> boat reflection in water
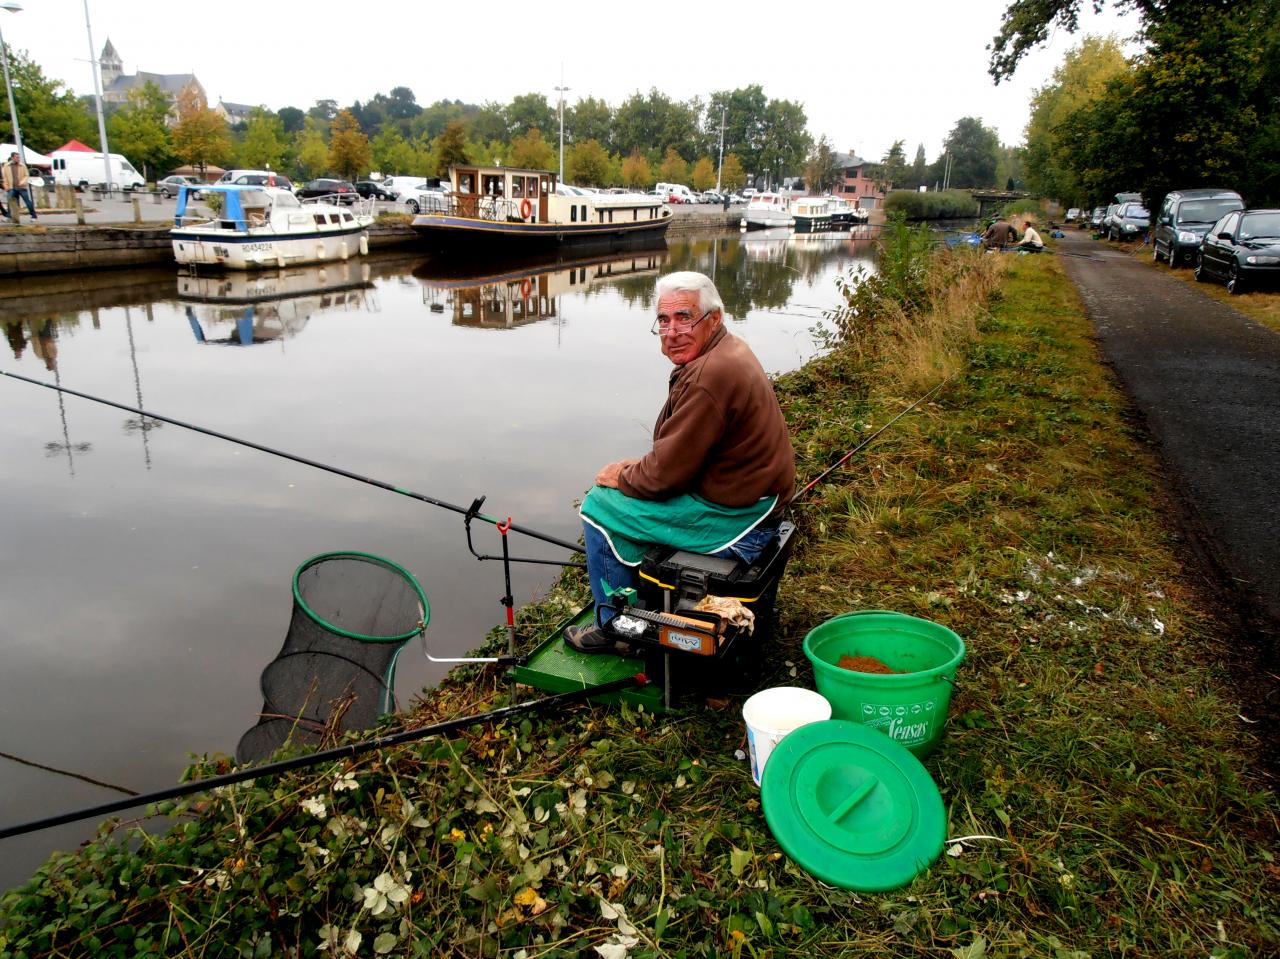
[740,224,880,264]
[179,260,377,347]
[414,246,669,329]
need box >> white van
[50,150,145,191]
[654,182,697,204]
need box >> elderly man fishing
[566,270,796,653]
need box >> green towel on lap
[580,486,776,566]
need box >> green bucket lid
[760,719,946,892]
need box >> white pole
[83,0,112,192]
[715,106,725,193]
[554,66,568,184]
[0,11,23,167]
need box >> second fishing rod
[0,368,584,565]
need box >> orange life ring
[520,278,532,298]
[520,198,532,219]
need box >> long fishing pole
[794,373,956,501]
[0,369,584,556]
[0,673,647,841]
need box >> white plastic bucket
[742,687,832,786]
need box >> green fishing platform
[511,608,667,712]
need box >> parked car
[157,174,204,198]
[700,190,724,205]
[297,178,359,205]
[1088,206,1106,229]
[1194,208,1280,294]
[382,175,449,200]
[1065,207,1081,223]
[232,172,293,192]
[728,193,747,205]
[355,179,395,201]
[1107,202,1150,241]
[1152,188,1245,268]
[1100,203,1123,236]
[400,182,449,214]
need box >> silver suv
[1152,189,1244,267]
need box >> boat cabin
[441,164,667,226]
[174,184,364,233]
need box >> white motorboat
[741,192,793,230]
[791,197,833,234]
[171,184,374,269]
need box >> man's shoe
[564,623,630,655]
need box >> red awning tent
[54,139,95,152]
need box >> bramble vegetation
[883,190,979,220]
[3,234,1276,957]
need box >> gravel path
[1055,229,1279,740]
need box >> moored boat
[409,165,672,255]
[170,184,374,269]
[741,192,793,230]
[791,197,833,234]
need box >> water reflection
[415,248,667,330]
[0,231,875,889]
[181,261,377,347]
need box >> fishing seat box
[630,521,795,671]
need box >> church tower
[99,38,122,90]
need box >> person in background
[3,153,37,222]
[982,214,1016,250]
[1017,220,1045,252]
[565,271,796,653]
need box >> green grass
[1,251,1276,958]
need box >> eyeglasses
[651,308,713,337]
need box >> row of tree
[0,47,1026,194]
[1015,0,1280,209]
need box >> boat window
[313,214,327,226]
[527,176,539,198]
[511,178,524,198]
[342,213,353,223]
[458,173,474,194]
[328,214,341,224]
[274,192,300,208]
[571,206,577,222]
[580,205,587,221]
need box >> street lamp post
[82,0,113,193]
[0,2,24,168]
[554,67,568,184]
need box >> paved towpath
[1054,229,1279,733]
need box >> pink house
[834,152,886,210]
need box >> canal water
[0,229,876,888]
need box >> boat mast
[716,106,725,194]
[555,65,569,184]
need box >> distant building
[834,152,886,210]
[214,101,258,126]
[99,38,206,121]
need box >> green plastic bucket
[803,610,965,758]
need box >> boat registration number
[245,242,275,253]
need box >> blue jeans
[584,521,779,626]
[8,187,35,217]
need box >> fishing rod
[0,673,648,841]
[794,373,956,502]
[0,369,584,560]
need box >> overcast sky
[9,0,1137,161]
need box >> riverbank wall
[0,209,743,278]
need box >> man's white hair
[656,271,724,317]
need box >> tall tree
[508,128,555,170]
[238,108,287,171]
[0,49,96,150]
[690,156,716,191]
[435,120,470,170]
[938,117,1000,188]
[1023,35,1129,204]
[720,153,746,192]
[293,118,329,179]
[371,128,418,175]
[620,150,653,188]
[171,87,231,175]
[327,109,372,181]
[613,89,700,160]
[568,97,614,150]
[706,86,769,178]
[757,99,811,188]
[566,139,611,186]
[658,147,689,184]
[803,136,842,193]
[507,92,557,138]
[277,106,306,135]
[876,140,907,193]
[106,82,172,180]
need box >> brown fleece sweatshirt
[617,325,795,518]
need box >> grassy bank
[2,233,1276,957]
